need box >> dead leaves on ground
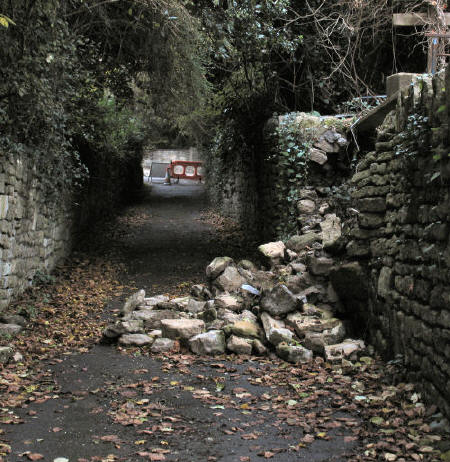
[95,351,449,462]
[0,254,126,429]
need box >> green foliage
[0,13,15,28]
[394,114,430,158]
[266,114,315,240]
[97,94,144,156]
[0,0,90,199]
[0,0,210,202]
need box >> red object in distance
[168,161,204,181]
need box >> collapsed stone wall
[206,73,450,418]
[206,113,351,237]
[0,147,143,313]
[332,71,450,418]
[259,113,351,241]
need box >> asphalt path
[1,183,360,462]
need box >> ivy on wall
[266,114,312,240]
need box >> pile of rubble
[104,217,366,364]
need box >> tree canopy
[0,0,442,189]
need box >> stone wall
[206,71,450,418]
[0,153,73,312]
[206,114,351,236]
[333,71,450,417]
[0,145,143,313]
[205,140,259,232]
[259,113,351,241]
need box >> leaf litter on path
[0,192,448,462]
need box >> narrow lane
[2,183,439,462]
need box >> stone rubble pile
[104,210,366,364]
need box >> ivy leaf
[0,15,15,28]
[430,171,440,182]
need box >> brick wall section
[343,71,450,417]
[0,153,73,312]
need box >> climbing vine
[265,114,315,240]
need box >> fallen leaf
[149,454,165,461]
[27,455,44,461]
[99,435,120,442]
[384,453,397,461]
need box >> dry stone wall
[206,72,450,417]
[206,144,259,232]
[259,113,351,241]
[0,153,73,313]
[0,147,143,314]
[334,71,450,417]
[206,113,351,237]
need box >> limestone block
[286,233,321,252]
[103,320,144,338]
[351,170,371,184]
[285,312,341,337]
[298,188,318,200]
[276,342,313,363]
[309,148,328,165]
[252,339,268,355]
[214,293,244,312]
[161,319,205,340]
[190,284,213,300]
[346,240,370,257]
[119,334,154,346]
[297,199,316,214]
[307,256,334,276]
[358,213,385,229]
[121,290,146,315]
[170,296,190,310]
[314,137,339,153]
[357,198,387,213]
[230,319,264,340]
[260,284,301,316]
[260,312,293,346]
[320,214,342,249]
[324,339,365,362]
[186,298,207,314]
[151,338,176,353]
[227,335,252,355]
[213,266,247,292]
[206,257,234,279]
[143,295,169,308]
[0,195,9,219]
[189,330,226,355]
[238,260,259,272]
[131,309,183,330]
[258,241,286,266]
[0,323,23,336]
